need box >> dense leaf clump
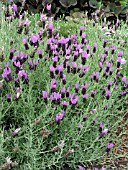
[1,0,128,21]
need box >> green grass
[0,3,128,170]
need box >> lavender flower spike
[7,93,11,102]
[42,90,48,104]
[12,3,18,12]
[55,111,64,125]
[91,91,96,98]
[105,90,110,100]
[99,122,104,132]
[106,143,114,152]
[99,129,108,138]
[75,83,80,93]
[118,51,123,57]
[78,165,86,170]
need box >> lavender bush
[0,2,128,170]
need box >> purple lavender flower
[18,70,28,80]
[55,65,59,75]
[42,90,48,98]
[84,39,88,44]
[93,43,98,53]
[51,79,57,93]
[66,48,71,55]
[106,62,111,72]
[99,129,108,138]
[107,80,113,89]
[12,3,18,12]
[86,45,90,54]
[72,62,77,74]
[74,51,79,61]
[2,67,12,82]
[62,101,69,111]
[77,64,82,73]
[122,76,127,83]
[18,68,27,81]
[81,51,88,65]
[31,34,40,46]
[47,38,51,51]
[104,47,109,55]
[28,60,33,70]
[81,83,88,95]
[13,61,21,69]
[83,115,87,121]
[37,49,43,59]
[92,118,98,125]
[103,39,107,48]
[42,90,48,104]
[34,60,39,70]
[7,93,11,102]
[66,87,70,97]
[50,92,61,104]
[22,38,29,50]
[111,45,116,54]
[62,74,66,85]
[117,57,122,68]
[99,35,102,40]
[4,62,10,68]
[9,48,15,60]
[78,123,82,132]
[116,71,120,80]
[61,87,66,98]
[105,90,110,100]
[70,96,79,110]
[31,35,38,44]
[109,67,113,76]
[66,62,71,73]
[102,87,107,95]
[55,111,64,125]
[91,91,96,98]
[106,143,114,152]
[58,65,64,78]
[118,51,123,57]
[107,21,111,29]
[52,56,58,68]
[12,3,20,18]
[19,52,28,64]
[78,165,86,170]
[92,72,99,82]
[7,16,12,22]
[119,91,128,97]
[48,22,53,37]
[104,103,109,110]
[83,94,88,103]
[69,93,75,102]
[75,83,80,93]
[81,32,86,40]
[80,26,84,36]
[99,122,104,132]
[50,65,55,78]
[38,29,43,39]
[99,62,103,72]
[56,93,61,105]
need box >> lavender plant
[0,2,128,170]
